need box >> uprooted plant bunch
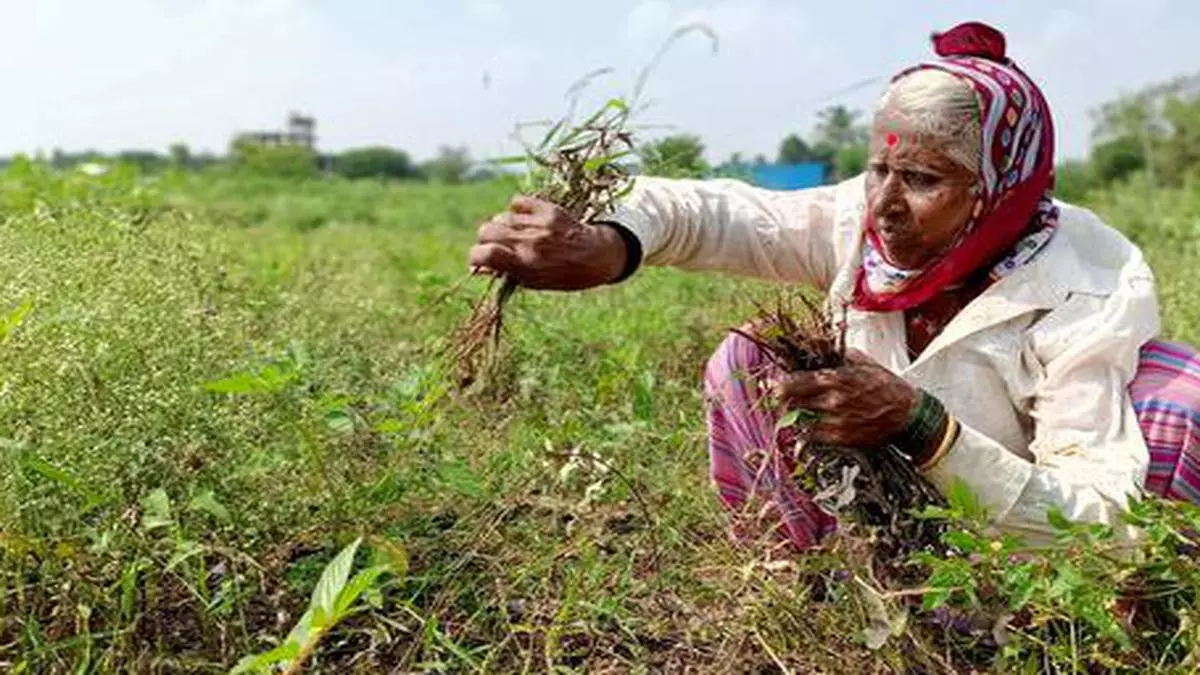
[731,295,949,579]
[450,25,718,391]
[450,95,636,390]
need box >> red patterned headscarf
[852,22,1059,313]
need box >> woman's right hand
[467,195,631,291]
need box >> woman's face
[865,107,979,270]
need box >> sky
[4,0,1199,163]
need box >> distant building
[233,112,317,150]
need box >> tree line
[19,143,487,184]
[12,71,1199,194]
[638,71,1200,198]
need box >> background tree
[422,146,472,184]
[334,147,420,180]
[230,140,318,180]
[812,105,870,181]
[169,143,191,169]
[639,134,709,178]
[777,134,813,164]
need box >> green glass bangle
[894,389,950,465]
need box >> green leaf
[1046,507,1071,531]
[536,118,566,152]
[914,505,952,521]
[165,540,206,572]
[333,566,389,617]
[487,155,530,166]
[282,607,316,651]
[203,363,297,395]
[946,478,987,521]
[1003,564,1036,610]
[20,455,103,509]
[371,537,410,578]
[140,488,174,531]
[188,490,231,523]
[942,530,982,553]
[439,461,484,497]
[583,150,634,172]
[374,418,405,434]
[325,410,354,434]
[775,409,800,432]
[922,587,953,610]
[309,537,363,619]
[0,298,34,343]
[202,371,261,395]
[231,641,301,674]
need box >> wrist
[593,221,642,284]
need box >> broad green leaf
[325,410,354,433]
[202,371,260,395]
[188,490,231,523]
[309,537,363,618]
[140,488,174,531]
[283,606,316,650]
[203,364,297,395]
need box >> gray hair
[875,69,982,174]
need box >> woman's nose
[871,174,906,219]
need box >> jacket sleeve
[922,264,1160,543]
[602,175,843,289]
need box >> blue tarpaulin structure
[747,163,828,190]
[712,162,829,190]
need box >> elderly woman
[468,22,1200,549]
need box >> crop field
[2,160,1200,673]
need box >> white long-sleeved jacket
[606,174,1160,542]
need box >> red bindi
[885,132,899,147]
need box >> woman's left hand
[773,350,917,447]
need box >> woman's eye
[902,171,939,188]
[869,163,889,178]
